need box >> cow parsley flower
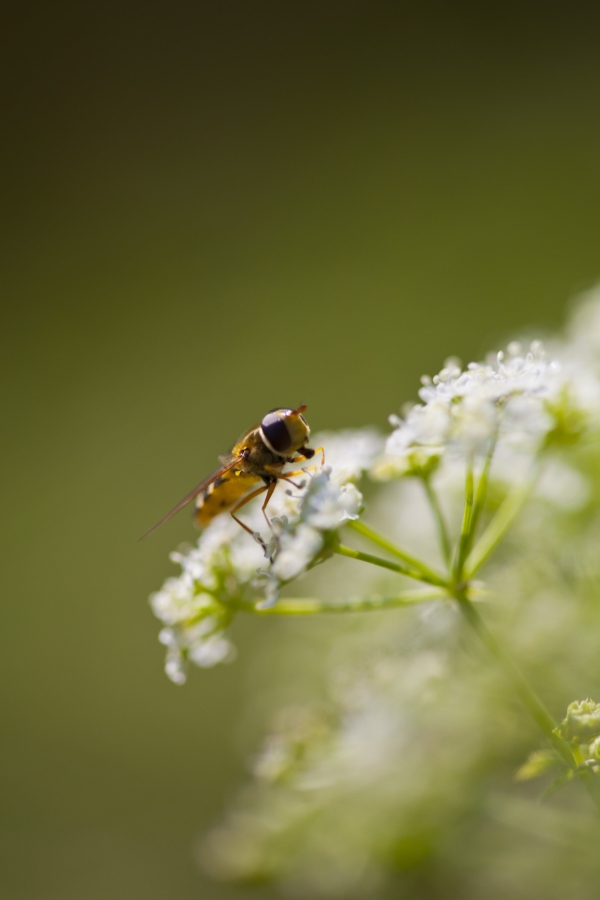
[312,429,384,485]
[373,339,600,482]
[260,428,380,592]
[268,469,362,589]
[149,516,262,682]
[150,429,379,677]
[142,287,600,899]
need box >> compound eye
[261,411,292,454]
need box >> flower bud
[556,699,600,742]
[588,735,600,760]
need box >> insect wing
[140,455,244,539]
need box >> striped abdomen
[194,470,261,527]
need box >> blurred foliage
[4,2,600,898]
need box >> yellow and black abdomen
[194,470,261,527]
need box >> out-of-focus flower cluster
[373,334,600,483]
[150,430,383,682]
[191,287,600,898]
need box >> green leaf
[515,749,563,782]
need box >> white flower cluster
[374,338,600,480]
[265,468,362,586]
[195,290,600,897]
[150,430,382,681]
[313,429,384,485]
[255,430,383,607]
[149,516,263,683]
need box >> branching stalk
[469,433,497,548]
[330,534,600,815]
[454,459,475,582]
[465,474,537,579]
[346,519,447,585]
[422,476,452,569]
[333,543,447,587]
[456,591,600,813]
[240,587,448,616]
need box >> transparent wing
[140,455,243,539]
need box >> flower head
[150,429,378,676]
[312,429,384,485]
[373,340,600,481]
[268,469,362,587]
[149,516,262,682]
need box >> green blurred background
[3,3,600,897]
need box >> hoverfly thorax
[259,406,311,457]
[142,404,320,541]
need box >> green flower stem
[571,744,587,767]
[457,594,560,742]
[346,519,447,586]
[468,434,497,552]
[456,592,600,813]
[464,475,536,579]
[333,543,448,587]
[422,476,452,569]
[335,507,600,812]
[326,537,600,811]
[454,459,475,582]
[242,588,448,616]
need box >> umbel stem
[241,587,448,615]
[332,465,600,815]
[346,519,447,585]
[456,592,600,813]
[422,475,452,568]
[334,539,446,587]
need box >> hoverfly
[142,405,322,540]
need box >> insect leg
[261,481,278,534]
[230,485,269,536]
[290,446,325,466]
[264,462,323,488]
[263,466,311,489]
[278,476,304,489]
